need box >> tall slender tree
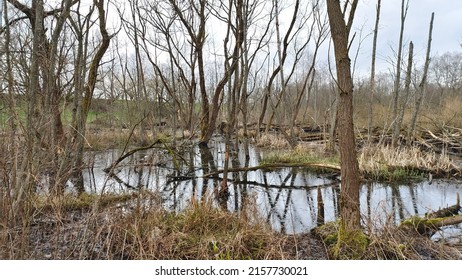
[391,0,409,147]
[326,0,365,259]
[368,0,381,141]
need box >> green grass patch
[362,165,426,182]
[0,99,27,128]
[261,146,339,166]
[259,145,340,175]
[61,108,100,125]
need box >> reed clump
[358,144,457,181]
[363,221,462,260]
[260,142,458,181]
[256,133,290,149]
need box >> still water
[79,139,462,235]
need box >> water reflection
[80,139,462,234]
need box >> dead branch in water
[400,193,462,236]
[103,139,164,174]
[201,177,338,190]
[201,162,341,178]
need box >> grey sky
[1,0,460,78]
[351,0,462,74]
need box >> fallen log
[426,205,461,219]
[400,194,461,236]
[400,215,462,237]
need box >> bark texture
[326,0,364,259]
[326,0,361,232]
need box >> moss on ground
[334,227,369,260]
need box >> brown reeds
[256,133,290,149]
[358,144,457,180]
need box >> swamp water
[77,139,462,239]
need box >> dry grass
[256,133,290,149]
[0,192,289,260]
[315,219,462,260]
[437,98,462,128]
[260,141,457,181]
[83,128,170,150]
[365,224,462,260]
[358,144,456,180]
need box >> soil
[284,233,330,259]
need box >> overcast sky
[1,0,460,77]
[350,0,462,75]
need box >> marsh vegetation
[1,0,462,259]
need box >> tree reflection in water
[78,141,461,234]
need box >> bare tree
[288,1,328,145]
[166,0,212,145]
[1,0,21,225]
[257,0,300,136]
[407,12,434,141]
[3,0,77,207]
[70,0,112,192]
[238,0,273,137]
[131,1,192,133]
[264,0,311,135]
[431,51,462,102]
[200,0,244,145]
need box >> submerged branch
[202,163,341,178]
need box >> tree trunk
[199,0,244,146]
[368,0,381,142]
[326,0,364,259]
[400,194,460,236]
[391,0,409,147]
[72,0,111,193]
[257,0,299,138]
[393,41,414,145]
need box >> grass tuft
[106,196,287,259]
